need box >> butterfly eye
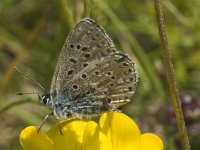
[43,98,47,104]
[40,95,48,104]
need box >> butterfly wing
[50,18,138,117]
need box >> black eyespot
[124,96,129,99]
[128,87,133,91]
[82,47,88,51]
[110,83,114,87]
[70,44,74,48]
[107,72,112,75]
[85,53,91,58]
[70,58,77,63]
[86,91,91,95]
[104,91,108,94]
[95,71,99,75]
[68,70,74,75]
[128,69,132,73]
[107,98,112,103]
[129,78,134,81]
[77,44,81,49]
[111,76,115,79]
[82,74,87,78]
[72,84,78,89]
[83,63,88,67]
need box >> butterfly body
[40,18,138,119]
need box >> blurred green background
[0,0,199,149]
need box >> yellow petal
[20,126,53,150]
[141,133,163,150]
[47,118,77,141]
[47,119,90,150]
[99,112,141,150]
[82,121,100,150]
[99,129,113,150]
[82,121,113,150]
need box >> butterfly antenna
[16,92,40,95]
[14,67,46,92]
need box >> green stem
[0,98,37,114]
[154,0,190,149]
[73,0,80,22]
[59,0,74,28]
[84,0,90,17]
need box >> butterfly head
[38,93,51,105]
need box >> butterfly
[39,18,138,120]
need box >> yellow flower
[20,112,163,150]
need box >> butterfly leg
[38,112,54,133]
[54,111,63,135]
